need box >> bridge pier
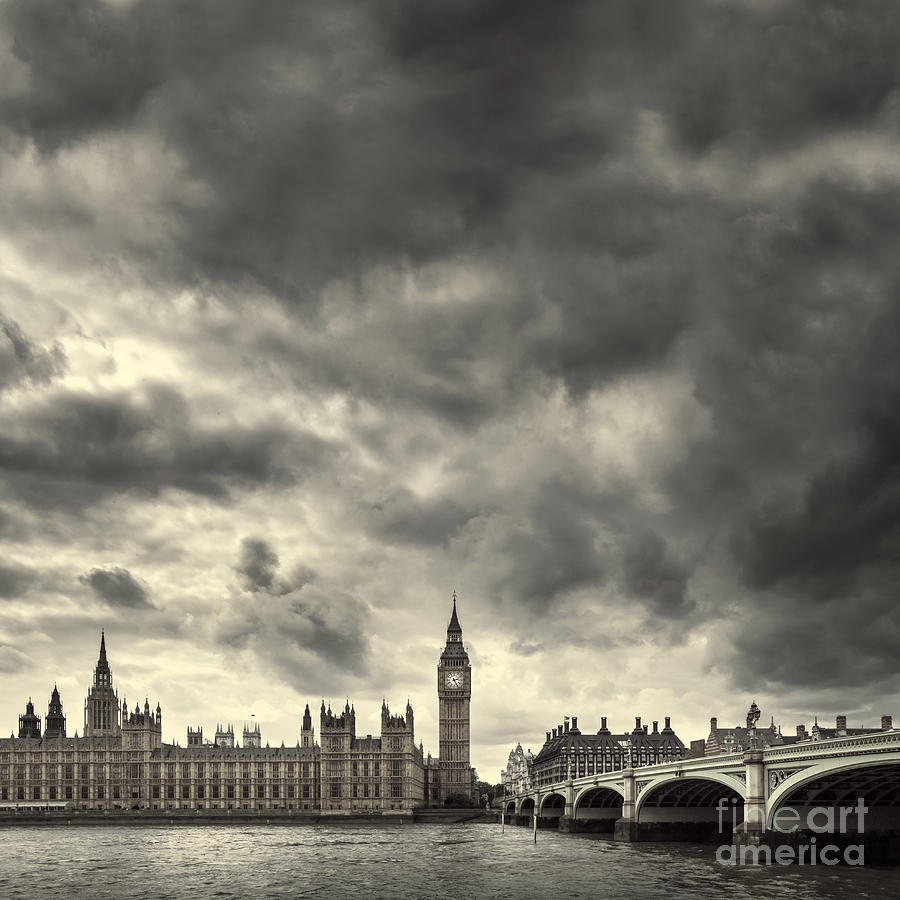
[613,768,637,841]
[733,749,765,845]
[558,816,615,834]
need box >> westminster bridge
[504,730,900,844]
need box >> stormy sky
[2,0,900,779]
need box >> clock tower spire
[437,592,474,805]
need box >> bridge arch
[573,784,623,829]
[539,792,566,819]
[505,799,516,817]
[634,773,745,825]
[520,796,536,821]
[574,782,625,806]
[766,757,900,832]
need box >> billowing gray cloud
[0,563,36,599]
[2,0,900,773]
[219,538,368,687]
[80,566,151,608]
[236,538,280,593]
[0,382,333,509]
[366,487,481,547]
[0,314,66,391]
[509,640,543,658]
[620,529,693,619]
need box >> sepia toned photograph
[1,1,899,897]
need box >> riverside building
[530,715,688,788]
[0,600,476,813]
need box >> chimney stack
[652,720,659,733]
[882,715,893,731]
[664,716,671,729]
[635,716,641,731]
[552,727,557,739]
[546,731,551,742]
[564,720,570,733]
[710,717,717,731]
[572,716,578,730]
[600,716,608,731]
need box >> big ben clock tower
[437,592,473,804]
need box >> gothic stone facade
[501,742,535,796]
[1,601,476,812]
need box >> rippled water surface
[0,824,896,899]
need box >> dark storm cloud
[0,382,333,508]
[80,566,151,608]
[219,537,368,685]
[620,529,693,618]
[1,0,704,329]
[4,0,900,717]
[0,314,66,391]
[671,174,900,688]
[367,487,481,547]
[659,1,900,153]
[725,581,900,692]
[0,563,36,598]
[236,538,280,593]
[739,436,900,600]
[491,478,610,612]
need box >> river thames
[0,823,896,899]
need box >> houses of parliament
[0,599,476,813]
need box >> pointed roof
[94,631,111,678]
[447,591,462,633]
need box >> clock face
[445,671,462,688]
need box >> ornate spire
[447,592,462,634]
[93,631,112,688]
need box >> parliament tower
[84,632,120,736]
[437,593,474,803]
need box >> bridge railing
[509,751,746,800]
[761,729,900,761]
